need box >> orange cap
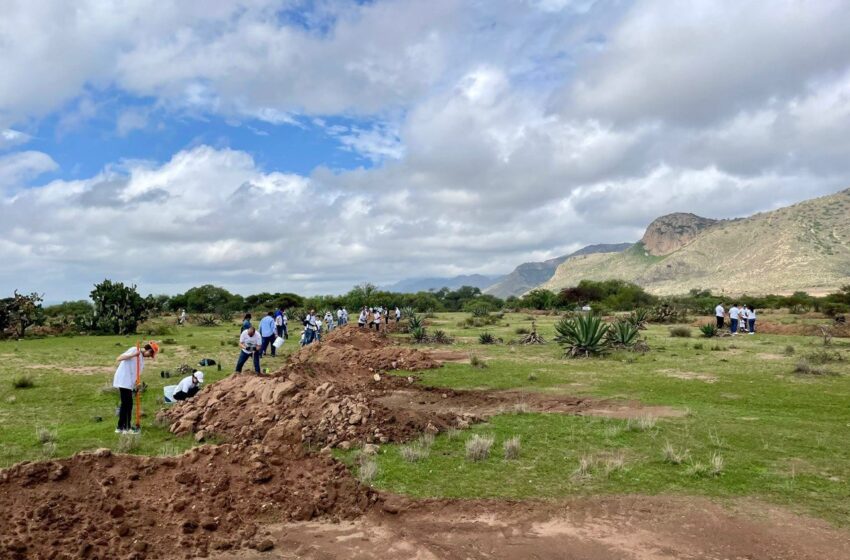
[149,341,160,356]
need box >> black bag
[198,358,217,366]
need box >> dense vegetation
[3,279,849,338]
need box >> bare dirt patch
[214,495,850,560]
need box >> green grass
[0,317,298,465]
[3,312,850,526]
[378,312,850,524]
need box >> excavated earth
[2,326,850,559]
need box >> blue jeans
[260,335,276,356]
[730,318,738,333]
[302,328,315,346]
[235,350,260,373]
[748,319,756,333]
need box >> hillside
[540,189,850,296]
[484,243,632,298]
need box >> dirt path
[216,495,850,560]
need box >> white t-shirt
[715,305,724,317]
[240,330,262,353]
[325,312,333,322]
[373,311,381,322]
[113,347,143,390]
[729,307,740,320]
[175,375,197,394]
[749,309,757,319]
[395,308,401,318]
[359,310,367,323]
[337,309,343,319]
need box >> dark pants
[748,319,756,333]
[173,386,200,401]
[276,325,284,339]
[118,388,134,431]
[260,335,276,356]
[236,350,260,373]
[716,316,724,329]
[730,318,738,333]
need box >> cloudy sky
[2,0,850,301]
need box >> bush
[699,323,717,338]
[554,315,608,357]
[470,355,488,369]
[503,436,521,460]
[465,434,495,462]
[410,327,428,343]
[192,314,219,327]
[12,375,34,389]
[783,345,795,356]
[794,359,832,376]
[431,329,452,344]
[669,326,692,338]
[116,433,141,453]
[36,427,57,444]
[606,320,640,348]
[627,308,649,330]
[478,332,497,345]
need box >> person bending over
[173,371,204,401]
[113,342,158,434]
[236,326,262,374]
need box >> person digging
[235,326,262,374]
[172,370,204,401]
[112,342,158,434]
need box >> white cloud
[0,129,31,149]
[0,151,58,192]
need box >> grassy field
[0,318,300,465]
[1,311,849,526]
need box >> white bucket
[273,337,285,349]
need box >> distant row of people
[357,306,401,331]
[714,303,757,335]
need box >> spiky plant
[478,331,496,345]
[554,315,608,358]
[699,323,718,338]
[519,321,545,344]
[407,313,424,331]
[431,329,452,344]
[627,308,649,330]
[606,320,640,348]
[410,326,428,343]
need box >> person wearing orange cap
[112,342,158,434]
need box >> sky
[2,0,850,301]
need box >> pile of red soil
[0,326,464,560]
[163,326,461,450]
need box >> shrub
[478,332,496,345]
[36,427,57,444]
[470,355,488,369]
[12,375,34,389]
[431,329,452,344]
[662,441,688,464]
[784,345,795,356]
[399,443,429,462]
[699,323,717,338]
[116,433,141,453]
[606,320,640,348]
[709,452,725,476]
[410,327,428,343]
[554,315,608,357]
[193,314,218,327]
[358,456,378,484]
[693,343,704,350]
[465,434,494,462]
[503,436,521,460]
[40,441,57,460]
[669,326,692,338]
[407,314,424,332]
[469,305,491,318]
[793,359,832,376]
[804,350,844,364]
[627,308,649,330]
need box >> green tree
[182,285,241,313]
[0,291,44,338]
[90,280,147,334]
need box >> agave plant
[410,326,428,343]
[407,313,424,331]
[431,329,453,344]
[699,323,718,338]
[554,315,608,357]
[479,331,496,345]
[627,309,649,330]
[607,320,640,348]
[401,306,415,320]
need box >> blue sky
[2,0,850,301]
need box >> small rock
[132,541,147,552]
[194,431,207,443]
[362,444,379,455]
[372,374,381,382]
[93,448,112,458]
[256,539,275,552]
[115,523,131,537]
[338,440,352,450]
[109,504,126,518]
[201,519,219,531]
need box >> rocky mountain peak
[640,213,718,256]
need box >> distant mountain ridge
[384,274,500,293]
[484,243,633,298]
[539,188,850,296]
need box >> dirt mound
[0,444,375,560]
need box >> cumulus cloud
[1,0,850,299]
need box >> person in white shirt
[728,304,740,335]
[395,307,401,323]
[358,308,368,328]
[172,371,204,401]
[337,308,343,326]
[741,305,750,332]
[236,327,262,373]
[303,309,319,345]
[112,342,158,434]
[715,303,725,329]
[342,308,349,325]
[325,311,334,332]
[372,308,382,331]
[178,309,187,325]
[747,306,757,334]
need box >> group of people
[714,303,757,334]
[357,306,401,330]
